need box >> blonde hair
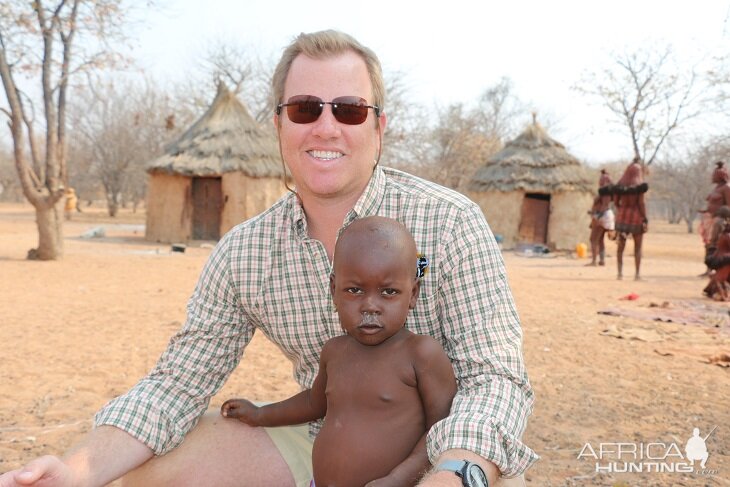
[272,30,385,112]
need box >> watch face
[467,463,489,487]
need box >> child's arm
[220,341,330,427]
[366,336,457,487]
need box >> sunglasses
[276,95,380,125]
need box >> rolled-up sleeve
[425,204,538,477]
[94,234,253,455]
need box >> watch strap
[434,459,467,476]
[434,459,489,487]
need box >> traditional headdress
[599,169,612,188]
[617,158,643,187]
[712,161,729,184]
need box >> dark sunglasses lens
[332,97,369,125]
[286,96,323,124]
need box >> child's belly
[312,408,425,487]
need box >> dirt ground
[0,202,728,486]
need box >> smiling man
[0,30,536,487]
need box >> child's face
[330,245,419,346]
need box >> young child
[221,216,457,487]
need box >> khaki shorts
[264,424,314,487]
[264,424,526,487]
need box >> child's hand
[220,398,261,425]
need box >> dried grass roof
[468,120,593,193]
[147,82,283,178]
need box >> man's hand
[220,398,261,426]
[0,456,73,487]
[1,426,153,487]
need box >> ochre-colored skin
[705,171,730,217]
[588,193,612,266]
[615,192,647,280]
[706,187,730,216]
[710,227,730,301]
[222,217,457,487]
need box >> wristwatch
[434,459,489,487]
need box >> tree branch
[0,26,44,205]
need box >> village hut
[467,118,593,250]
[145,82,287,243]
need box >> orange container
[576,242,587,258]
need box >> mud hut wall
[221,173,288,234]
[467,190,524,249]
[547,191,593,250]
[145,173,193,243]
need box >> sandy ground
[0,202,728,486]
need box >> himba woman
[701,162,730,247]
[587,169,615,266]
[613,157,648,280]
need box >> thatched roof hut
[145,82,287,243]
[467,118,593,250]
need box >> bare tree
[426,78,526,190]
[0,143,22,201]
[378,70,432,173]
[650,157,710,232]
[0,0,141,259]
[575,45,709,166]
[648,136,730,232]
[69,78,189,216]
[428,103,499,190]
[473,77,525,142]
[202,41,274,123]
[169,41,275,125]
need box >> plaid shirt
[94,166,538,476]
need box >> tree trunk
[30,200,64,260]
[108,199,118,217]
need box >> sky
[107,0,730,164]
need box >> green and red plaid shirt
[94,166,538,476]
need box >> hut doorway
[518,193,550,244]
[192,177,222,240]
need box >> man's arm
[422,204,538,478]
[420,450,500,486]
[0,426,152,487]
[94,232,256,455]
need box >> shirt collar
[288,166,387,238]
[344,165,386,226]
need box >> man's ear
[377,111,387,134]
[409,279,421,309]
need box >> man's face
[274,51,386,203]
[330,245,418,346]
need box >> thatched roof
[468,119,593,193]
[147,82,283,178]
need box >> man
[0,30,536,487]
